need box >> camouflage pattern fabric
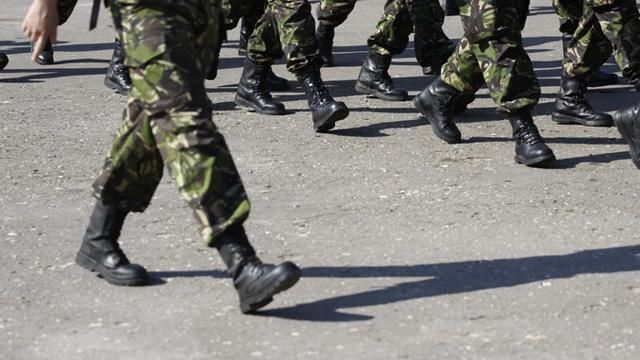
[94,0,251,246]
[554,0,640,84]
[247,0,321,73]
[553,0,616,78]
[317,0,452,69]
[316,0,357,27]
[440,0,540,113]
[367,0,452,69]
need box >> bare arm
[22,0,59,62]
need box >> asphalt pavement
[1,1,640,359]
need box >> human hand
[22,0,59,62]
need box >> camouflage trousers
[554,0,640,80]
[440,0,540,113]
[317,0,452,68]
[94,0,250,246]
[247,0,321,73]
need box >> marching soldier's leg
[553,0,618,88]
[604,0,640,168]
[81,0,300,313]
[356,0,412,101]
[237,11,287,115]
[315,0,358,66]
[248,0,349,132]
[104,2,133,94]
[416,0,554,166]
[77,98,160,287]
[412,0,455,76]
[552,1,614,126]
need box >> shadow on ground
[151,245,640,322]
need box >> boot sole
[314,106,349,133]
[614,112,640,169]
[514,153,556,167]
[355,82,409,102]
[104,78,129,95]
[240,262,302,314]
[551,112,613,127]
[75,251,148,286]
[234,94,285,115]
[414,96,461,144]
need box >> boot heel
[355,82,374,96]
[75,251,97,272]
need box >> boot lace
[514,122,543,146]
[305,73,331,107]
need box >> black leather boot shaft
[614,102,640,169]
[75,201,148,286]
[265,64,290,91]
[35,40,54,65]
[297,69,349,132]
[552,75,613,127]
[414,78,463,143]
[316,23,335,67]
[355,52,408,102]
[235,59,285,115]
[509,111,556,167]
[214,225,301,314]
[104,38,133,95]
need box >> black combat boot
[508,111,556,166]
[552,74,613,126]
[265,64,290,91]
[414,78,463,143]
[35,40,54,65]
[235,59,286,115]
[316,23,335,67]
[0,53,8,70]
[561,34,618,87]
[75,201,149,286]
[297,68,349,132]
[355,52,408,101]
[614,102,640,169]
[104,38,132,95]
[214,225,301,314]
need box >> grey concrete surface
[1,1,640,359]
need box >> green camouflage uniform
[440,0,539,113]
[317,0,453,69]
[247,0,322,73]
[554,0,640,82]
[94,0,250,246]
